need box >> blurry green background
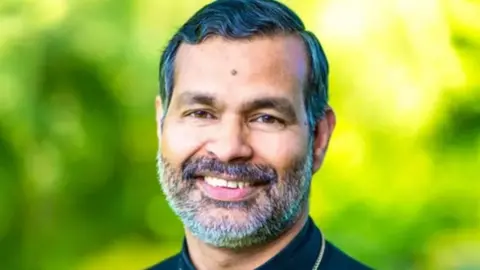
[0,0,479,269]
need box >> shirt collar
[178,216,321,270]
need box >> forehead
[172,35,309,105]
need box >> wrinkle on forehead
[171,35,309,118]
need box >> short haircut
[159,0,329,131]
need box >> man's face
[157,35,316,248]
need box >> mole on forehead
[230,69,238,75]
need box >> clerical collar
[178,217,321,270]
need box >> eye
[185,110,216,119]
[251,114,285,126]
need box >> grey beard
[156,148,313,249]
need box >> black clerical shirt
[147,217,371,270]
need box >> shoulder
[322,241,372,270]
[145,253,181,270]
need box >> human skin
[156,34,336,270]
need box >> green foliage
[0,1,478,269]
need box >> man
[150,0,371,269]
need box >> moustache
[181,156,278,185]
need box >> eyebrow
[176,92,218,108]
[175,91,298,121]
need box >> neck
[185,210,309,270]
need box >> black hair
[159,0,329,131]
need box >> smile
[204,176,252,188]
[196,176,266,202]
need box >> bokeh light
[0,0,478,269]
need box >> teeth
[226,181,237,188]
[204,177,251,188]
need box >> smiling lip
[196,176,265,202]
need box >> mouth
[196,175,268,202]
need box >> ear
[155,95,164,141]
[312,106,336,173]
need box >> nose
[205,119,253,163]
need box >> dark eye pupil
[260,115,275,123]
[189,111,210,119]
[196,111,210,118]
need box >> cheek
[161,121,206,165]
[250,131,309,171]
